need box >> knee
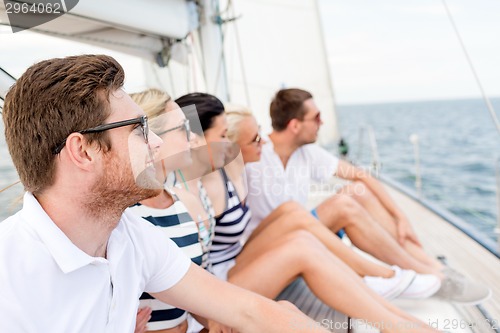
[276,231,327,270]
[283,230,323,252]
[276,201,304,215]
[284,210,316,228]
[350,181,375,203]
[331,194,363,222]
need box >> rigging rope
[442,0,500,136]
[212,0,229,101]
[0,180,21,194]
[229,0,251,107]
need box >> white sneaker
[364,266,416,299]
[398,273,441,299]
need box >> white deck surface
[306,180,499,333]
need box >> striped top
[127,197,204,331]
[209,169,252,265]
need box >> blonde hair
[130,88,172,119]
[225,104,253,142]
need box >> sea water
[335,97,500,240]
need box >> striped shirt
[209,169,252,265]
[127,198,204,331]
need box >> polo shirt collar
[21,192,105,274]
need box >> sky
[319,0,500,104]
[1,0,500,105]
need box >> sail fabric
[223,0,339,144]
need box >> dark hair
[175,93,225,134]
[3,54,124,194]
[270,88,313,131]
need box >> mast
[198,0,229,102]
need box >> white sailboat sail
[222,0,339,144]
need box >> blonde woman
[128,89,204,333]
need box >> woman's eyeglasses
[53,115,149,155]
[246,132,262,146]
[156,119,191,142]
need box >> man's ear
[64,133,99,171]
[288,118,301,134]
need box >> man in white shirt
[246,88,447,276]
[0,56,328,333]
[246,88,492,306]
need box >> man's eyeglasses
[53,115,149,155]
[155,119,191,142]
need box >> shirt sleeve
[304,144,339,182]
[135,218,192,293]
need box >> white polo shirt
[245,140,339,235]
[0,192,191,333]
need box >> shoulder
[0,214,18,234]
[301,144,338,161]
[0,214,22,247]
[119,209,190,266]
[301,143,331,155]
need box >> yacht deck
[293,180,500,332]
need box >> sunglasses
[250,133,262,145]
[53,115,149,155]
[303,112,321,123]
[246,127,262,146]
[155,119,191,142]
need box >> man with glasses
[244,88,490,304]
[0,55,329,332]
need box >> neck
[178,151,212,187]
[269,131,301,168]
[140,189,174,209]
[36,188,124,258]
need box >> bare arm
[335,159,421,246]
[151,264,327,333]
[134,307,152,333]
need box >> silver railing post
[495,157,500,252]
[409,134,422,198]
[367,126,381,177]
[356,126,365,163]
[356,125,381,177]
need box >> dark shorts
[310,208,346,239]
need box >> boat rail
[409,133,422,199]
[356,125,381,176]
[496,158,500,254]
[354,126,500,259]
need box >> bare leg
[315,194,441,275]
[345,182,444,271]
[246,201,303,243]
[229,231,438,333]
[244,209,394,278]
